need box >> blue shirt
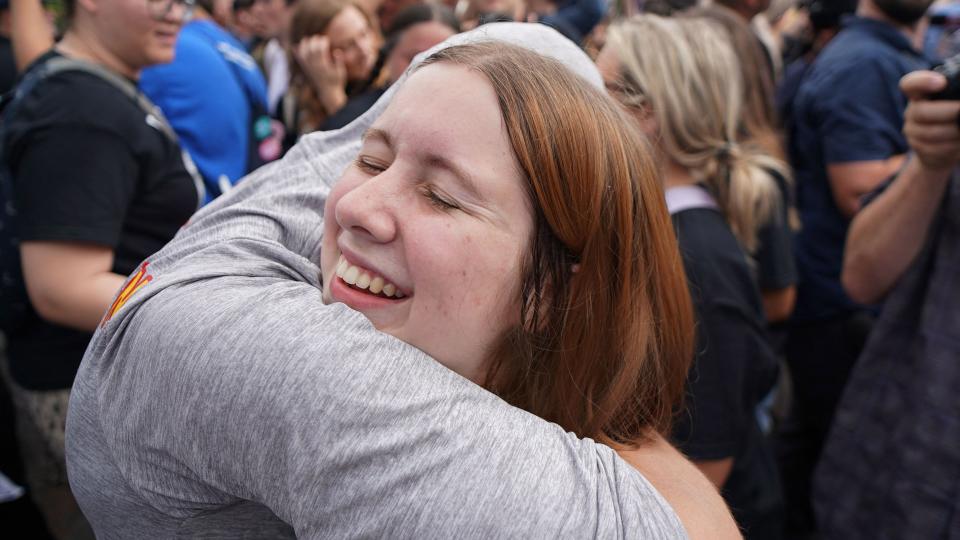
[789,16,930,322]
[141,20,268,205]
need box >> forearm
[10,0,55,71]
[317,86,347,115]
[842,156,952,304]
[27,270,127,331]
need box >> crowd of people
[0,0,957,538]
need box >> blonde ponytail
[609,15,791,253]
[707,141,785,253]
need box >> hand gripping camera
[931,53,960,100]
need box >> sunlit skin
[326,5,377,82]
[320,63,533,383]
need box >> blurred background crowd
[0,0,958,538]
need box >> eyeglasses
[605,78,648,111]
[146,0,196,21]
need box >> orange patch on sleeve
[101,261,153,328]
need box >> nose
[335,174,399,245]
[166,0,193,23]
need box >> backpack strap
[40,56,180,143]
[38,57,205,207]
[664,185,720,216]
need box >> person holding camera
[813,67,960,538]
[781,0,935,533]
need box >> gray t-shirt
[65,25,688,539]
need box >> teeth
[335,255,404,298]
[343,265,360,285]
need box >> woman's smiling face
[320,62,534,382]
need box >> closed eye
[355,156,387,174]
[419,185,460,211]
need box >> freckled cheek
[454,245,524,316]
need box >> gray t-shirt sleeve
[84,259,683,537]
[67,79,686,538]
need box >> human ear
[76,0,101,15]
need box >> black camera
[930,54,960,100]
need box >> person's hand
[901,70,960,172]
[295,35,348,114]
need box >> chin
[147,47,177,66]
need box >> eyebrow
[362,127,484,201]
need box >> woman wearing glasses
[1,0,198,536]
[280,0,379,147]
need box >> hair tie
[716,141,736,161]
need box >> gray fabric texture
[65,24,687,538]
[813,174,960,538]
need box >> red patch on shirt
[101,261,152,327]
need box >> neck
[193,7,211,21]
[57,29,139,79]
[858,2,922,41]
[663,161,697,189]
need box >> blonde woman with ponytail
[598,14,786,539]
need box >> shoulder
[16,67,137,127]
[4,60,148,157]
[672,210,756,304]
[672,210,742,263]
[805,30,913,98]
[620,435,742,540]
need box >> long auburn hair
[608,15,788,253]
[419,42,695,444]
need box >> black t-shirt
[670,208,782,538]
[3,51,199,390]
[320,87,387,132]
[0,36,16,95]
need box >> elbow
[837,195,861,220]
[841,212,885,305]
[841,256,881,305]
[762,287,796,323]
[25,287,71,327]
